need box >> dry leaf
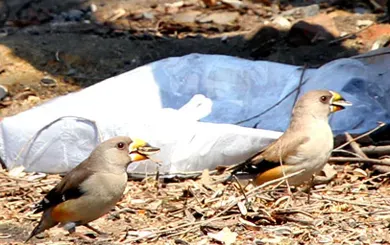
[200,169,211,185]
[8,165,26,177]
[184,209,196,222]
[237,201,247,215]
[352,168,368,177]
[239,217,260,231]
[208,227,237,245]
[146,200,162,211]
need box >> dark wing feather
[33,167,94,213]
[233,136,309,175]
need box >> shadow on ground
[0,0,377,117]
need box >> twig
[274,209,314,219]
[335,122,386,150]
[361,145,390,156]
[292,63,308,109]
[314,194,390,209]
[328,157,390,166]
[212,170,305,220]
[344,132,368,158]
[329,17,387,45]
[13,116,103,169]
[234,66,309,125]
[129,215,238,242]
[232,175,248,202]
[332,149,363,158]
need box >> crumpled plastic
[1,48,389,176]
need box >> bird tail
[25,210,58,243]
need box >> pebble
[143,12,154,20]
[64,9,84,21]
[40,77,57,87]
[0,84,7,101]
[272,15,291,30]
[89,4,98,13]
[282,4,320,18]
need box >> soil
[1,0,390,244]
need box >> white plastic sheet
[1,48,390,175]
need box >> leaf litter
[2,149,390,244]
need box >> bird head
[292,90,352,120]
[93,136,160,169]
[328,91,352,113]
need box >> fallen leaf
[239,217,260,231]
[8,166,26,177]
[208,227,237,245]
[237,201,247,215]
[352,168,368,177]
[200,169,211,185]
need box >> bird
[26,136,160,242]
[233,90,352,187]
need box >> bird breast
[286,119,333,175]
[73,172,128,224]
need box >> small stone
[354,7,371,14]
[65,9,84,21]
[89,4,98,13]
[359,24,390,50]
[221,0,245,9]
[282,4,320,18]
[272,15,291,30]
[172,11,202,23]
[197,12,239,25]
[357,19,374,27]
[287,13,340,46]
[40,77,57,87]
[0,85,8,101]
[143,12,154,20]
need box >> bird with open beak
[26,136,160,242]
[234,90,352,187]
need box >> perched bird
[26,136,160,242]
[234,90,352,186]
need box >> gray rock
[0,85,8,101]
[64,9,84,22]
[40,77,57,87]
[282,4,320,18]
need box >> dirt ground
[1,0,390,244]
[0,0,388,117]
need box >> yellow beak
[330,91,352,113]
[129,138,160,162]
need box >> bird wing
[239,135,310,174]
[33,166,94,214]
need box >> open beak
[129,138,160,162]
[330,91,352,113]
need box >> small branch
[292,63,308,109]
[344,132,368,159]
[314,195,390,209]
[328,17,388,45]
[335,122,386,150]
[234,66,309,125]
[128,215,238,242]
[361,145,390,156]
[329,157,390,166]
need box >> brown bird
[26,136,160,242]
[234,90,352,186]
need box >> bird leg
[68,226,95,241]
[304,175,315,204]
[83,224,109,236]
[60,222,93,240]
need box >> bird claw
[83,224,110,237]
[69,232,94,241]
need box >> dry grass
[2,158,390,245]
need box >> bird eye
[116,142,125,149]
[320,96,327,103]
